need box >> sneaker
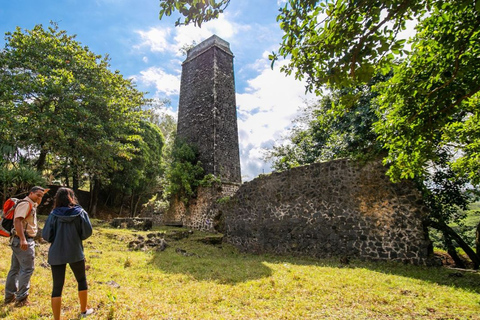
[80,308,94,318]
[3,296,15,305]
[14,297,29,307]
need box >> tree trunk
[445,235,466,269]
[429,220,480,269]
[130,193,136,217]
[63,158,70,187]
[36,147,47,172]
[119,192,125,216]
[133,195,142,217]
[72,163,79,192]
[104,193,111,207]
[476,221,480,269]
[88,176,100,217]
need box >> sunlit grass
[0,217,479,319]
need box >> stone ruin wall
[218,159,432,265]
[163,183,239,232]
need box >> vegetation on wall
[163,139,205,204]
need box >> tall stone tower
[177,35,241,184]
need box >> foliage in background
[264,73,388,170]
[430,203,480,250]
[0,166,46,203]
[0,23,146,174]
[106,120,165,216]
[163,139,205,204]
[0,23,168,215]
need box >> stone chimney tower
[177,35,241,184]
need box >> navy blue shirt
[42,205,93,265]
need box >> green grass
[1,217,479,319]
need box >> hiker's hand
[20,239,28,250]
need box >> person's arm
[42,215,55,243]
[80,210,93,240]
[14,217,28,250]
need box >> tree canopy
[0,24,147,176]
[0,23,166,214]
[159,0,480,186]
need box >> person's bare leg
[78,290,88,313]
[51,297,62,320]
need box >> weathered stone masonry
[164,35,241,229]
[221,159,432,264]
[176,35,241,183]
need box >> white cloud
[236,55,315,180]
[134,13,242,58]
[135,66,180,96]
[135,27,172,53]
[171,13,244,56]
[150,98,178,120]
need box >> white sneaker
[80,308,94,318]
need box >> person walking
[4,186,47,307]
[42,187,93,319]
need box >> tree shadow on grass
[150,238,480,293]
[150,246,273,284]
[348,258,480,294]
[264,253,480,295]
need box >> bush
[0,165,46,202]
[164,140,205,204]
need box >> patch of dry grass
[1,218,479,319]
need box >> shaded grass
[0,217,479,319]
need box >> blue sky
[0,0,315,181]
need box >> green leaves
[159,0,230,27]
[273,0,425,93]
[164,139,205,203]
[265,73,390,170]
[0,23,150,188]
[374,1,480,184]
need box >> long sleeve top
[42,205,92,265]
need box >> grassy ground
[1,217,479,320]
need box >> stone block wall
[163,183,239,232]
[221,159,432,264]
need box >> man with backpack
[4,186,47,307]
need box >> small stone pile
[127,230,194,252]
[128,233,168,251]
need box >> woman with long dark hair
[42,187,93,319]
